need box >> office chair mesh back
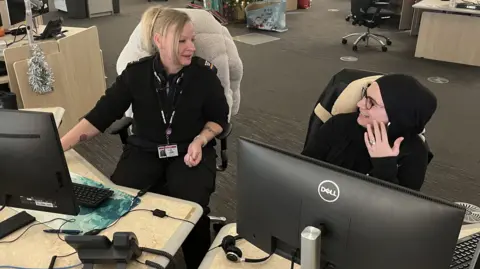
[351,0,373,18]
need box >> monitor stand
[301,226,322,269]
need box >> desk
[0,108,202,268]
[200,223,480,269]
[0,25,107,137]
[411,0,480,66]
[20,106,65,127]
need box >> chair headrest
[314,75,382,123]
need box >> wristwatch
[194,135,208,147]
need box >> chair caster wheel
[386,40,392,46]
[345,16,350,21]
[342,39,347,44]
[352,45,358,51]
[382,46,388,52]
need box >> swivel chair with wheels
[341,0,395,52]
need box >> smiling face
[154,21,196,69]
[356,82,389,127]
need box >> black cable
[290,249,298,269]
[165,215,195,226]
[55,218,76,242]
[6,24,27,47]
[135,259,146,265]
[0,195,9,212]
[207,244,221,253]
[56,251,77,258]
[84,188,195,235]
[84,190,145,235]
[49,251,77,269]
[0,218,74,244]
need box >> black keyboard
[72,183,114,208]
[450,232,480,269]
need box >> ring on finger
[369,139,375,146]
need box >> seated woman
[60,7,229,269]
[302,74,437,191]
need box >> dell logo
[318,180,340,203]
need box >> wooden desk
[0,25,107,137]
[199,223,480,269]
[20,106,65,127]
[0,112,203,268]
[411,0,480,66]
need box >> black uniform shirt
[84,55,229,149]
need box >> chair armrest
[373,1,390,6]
[109,117,133,135]
[216,123,233,140]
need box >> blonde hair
[140,6,191,65]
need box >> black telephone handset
[35,18,65,41]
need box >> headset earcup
[221,235,236,251]
[226,246,242,262]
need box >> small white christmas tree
[27,43,55,94]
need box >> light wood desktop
[411,0,480,66]
[0,23,107,137]
[200,223,480,269]
[0,108,202,269]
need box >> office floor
[46,0,480,267]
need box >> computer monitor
[0,109,79,216]
[4,0,49,27]
[236,137,466,269]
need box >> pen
[43,229,82,235]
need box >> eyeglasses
[361,85,384,110]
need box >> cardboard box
[286,0,297,11]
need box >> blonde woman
[60,7,229,268]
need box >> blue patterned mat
[10,173,141,232]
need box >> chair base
[341,29,392,52]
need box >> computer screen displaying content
[4,0,49,26]
[0,109,79,216]
[236,137,466,269]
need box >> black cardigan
[301,112,429,190]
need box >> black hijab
[302,73,438,179]
[375,74,437,140]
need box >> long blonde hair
[140,6,191,65]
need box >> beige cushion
[314,75,383,122]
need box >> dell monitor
[0,109,79,216]
[236,137,466,269]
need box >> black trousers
[111,145,217,269]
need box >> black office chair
[108,117,232,234]
[304,68,433,165]
[341,0,395,52]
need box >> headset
[221,235,271,263]
[152,55,184,89]
[153,69,184,89]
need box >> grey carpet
[44,0,480,267]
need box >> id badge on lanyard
[155,79,180,159]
